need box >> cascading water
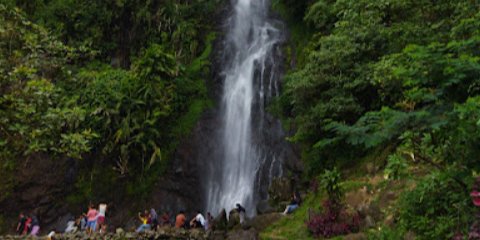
[205,0,287,216]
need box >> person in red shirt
[85,204,98,234]
[175,211,186,228]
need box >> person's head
[197,210,201,214]
[179,210,185,215]
[236,203,241,208]
[144,210,149,215]
[89,204,94,209]
[19,212,24,218]
[207,212,211,217]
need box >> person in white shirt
[190,211,206,229]
[97,203,107,232]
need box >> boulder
[213,209,228,231]
[228,210,240,229]
[268,178,292,206]
[115,228,125,235]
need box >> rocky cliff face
[0,154,79,231]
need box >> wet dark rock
[256,200,275,215]
[212,209,227,231]
[227,210,240,230]
[268,177,292,206]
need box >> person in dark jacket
[236,203,246,224]
[16,212,27,235]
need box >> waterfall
[205,0,286,216]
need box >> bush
[307,169,360,238]
[398,171,474,239]
[306,199,360,238]
[320,168,342,202]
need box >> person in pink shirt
[85,204,98,234]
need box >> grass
[260,193,326,240]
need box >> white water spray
[205,0,284,216]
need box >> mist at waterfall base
[203,0,289,217]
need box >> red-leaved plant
[306,200,360,238]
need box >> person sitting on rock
[22,214,32,235]
[77,214,87,231]
[236,203,246,224]
[29,213,40,236]
[136,210,151,233]
[150,208,158,230]
[65,217,77,233]
[190,211,206,229]
[175,211,186,229]
[283,192,300,215]
[205,212,214,230]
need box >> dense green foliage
[280,0,480,174]
[398,171,473,239]
[276,0,480,238]
[0,0,219,205]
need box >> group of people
[15,194,301,236]
[15,212,40,236]
[64,203,108,234]
[135,209,215,233]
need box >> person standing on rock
[97,203,107,232]
[22,214,32,235]
[16,212,27,235]
[175,211,186,228]
[150,208,158,230]
[85,204,98,233]
[236,203,246,224]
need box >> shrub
[306,199,360,238]
[398,171,474,239]
[321,168,343,202]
